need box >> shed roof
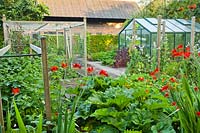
[39,0,139,19]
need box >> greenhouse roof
[124,18,200,33]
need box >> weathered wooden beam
[84,17,87,76]
[30,44,41,54]
[0,45,11,56]
[41,37,51,121]
[157,15,162,70]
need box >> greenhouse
[118,18,200,56]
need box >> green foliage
[87,34,118,54]
[66,75,176,132]
[89,50,116,66]
[13,99,27,133]
[135,0,200,22]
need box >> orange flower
[73,63,81,69]
[51,66,58,72]
[99,70,108,77]
[169,77,176,83]
[178,7,184,11]
[87,66,94,73]
[61,62,67,68]
[188,4,197,10]
[12,88,20,95]
[138,77,144,81]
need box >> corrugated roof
[40,0,139,19]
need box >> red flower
[164,92,169,98]
[198,52,200,57]
[138,77,144,81]
[51,66,58,72]
[160,85,169,92]
[169,77,176,83]
[12,88,20,95]
[177,44,183,49]
[194,86,199,91]
[61,62,67,68]
[73,63,81,69]
[196,111,200,117]
[99,70,108,77]
[188,4,197,10]
[183,52,191,59]
[150,68,159,76]
[87,66,94,73]
[171,101,176,106]
[186,46,190,52]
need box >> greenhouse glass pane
[167,20,190,32]
[135,19,157,32]
[175,34,185,46]
[165,20,184,32]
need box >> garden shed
[118,18,200,56]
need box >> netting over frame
[2,18,87,76]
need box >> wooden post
[69,27,73,65]
[84,17,87,76]
[130,19,136,53]
[56,29,59,49]
[0,89,5,133]
[2,15,8,46]
[157,15,162,70]
[162,21,166,42]
[41,37,51,121]
[191,16,195,55]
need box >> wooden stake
[2,15,8,46]
[191,16,195,55]
[157,15,162,70]
[41,37,51,121]
[84,17,87,76]
[56,29,59,49]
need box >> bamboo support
[191,16,195,55]
[41,37,51,121]
[84,17,87,76]
[157,15,162,70]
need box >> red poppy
[160,85,169,92]
[188,4,197,10]
[194,86,199,91]
[186,46,190,52]
[73,63,81,69]
[51,66,58,72]
[183,52,191,59]
[177,44,183,49]
[164,92,169,98]
[196,111,200,117]
[61,62,68,68]
[171,101,176,106]
[99,70,108,77]
[138,77,144,81]
[12,88,20,95]
[170,77,176,83]
[198,52,200,57]
[150,68,159,76]
[87,66,94,73]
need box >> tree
[0,0,49,48]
